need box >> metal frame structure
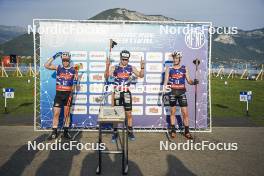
[33,19,212,132]
[97,118,128,175]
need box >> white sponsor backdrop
[36,20,211,131]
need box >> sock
[185,126,190,134]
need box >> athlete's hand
[140,57,145,69]
[193,79,199,85]
[52,52,63,60]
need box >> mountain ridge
[0,8,263,66]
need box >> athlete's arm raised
[44,52,62,70]
[132,57,144,78]
[104,57,115,79]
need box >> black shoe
[63,127,72,140]
[184,133,193,140]
[47,130,58,140]
[170,129,177,138]
[128,132,136,141]
[63,131,72,139]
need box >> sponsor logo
[132,106,143,115]
[146,95,160,105]
[146,52,163,62]
[146,63,163,72]
[72,62,87,71]
[70,51,88,61]
[132,95,143,104]
[170,84,185,89]
[171,73,184,79]
[130,85,144,93]
[185,28,205,49]
[89,83,104,93]
[145,106,162,115]
[89,51,106,61]
[58,73,74,80]
[89,106,100,115]
[73,94,87,104]
[89,62,106,72]
[89,95,102,104]
[89,73,104,82]
[130,52,144,62]
[146,74,162,83]
[71,105,87,114]
[146,85,162,94]
[74,84,87,93]
[117,72,130,79]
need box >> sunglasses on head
[62,52,70,57]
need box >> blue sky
[0,0,263,30]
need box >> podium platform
[96,106,128,175]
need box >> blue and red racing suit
[56,65,76,91]
[167,65,188,107]
[168,65,186,90]
[113,64,133,89]
[112,64,133,111]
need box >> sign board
[3,88,15,99]
[240,91,252,102]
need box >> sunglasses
[62,59,70,62]
[122,58,129,61]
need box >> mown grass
[0,76,264,125]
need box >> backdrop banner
[36,20,211,131]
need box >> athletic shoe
[184,133,193,140]
[47,131,58,140]
[63,131,72,140]
[170,129,177,138]
[128,132,136,141]
[111,132,118,143]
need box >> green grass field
[0,76,264,125]
[0,77,34,116]
[211,77,264,125]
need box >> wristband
[52,52,62,60]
